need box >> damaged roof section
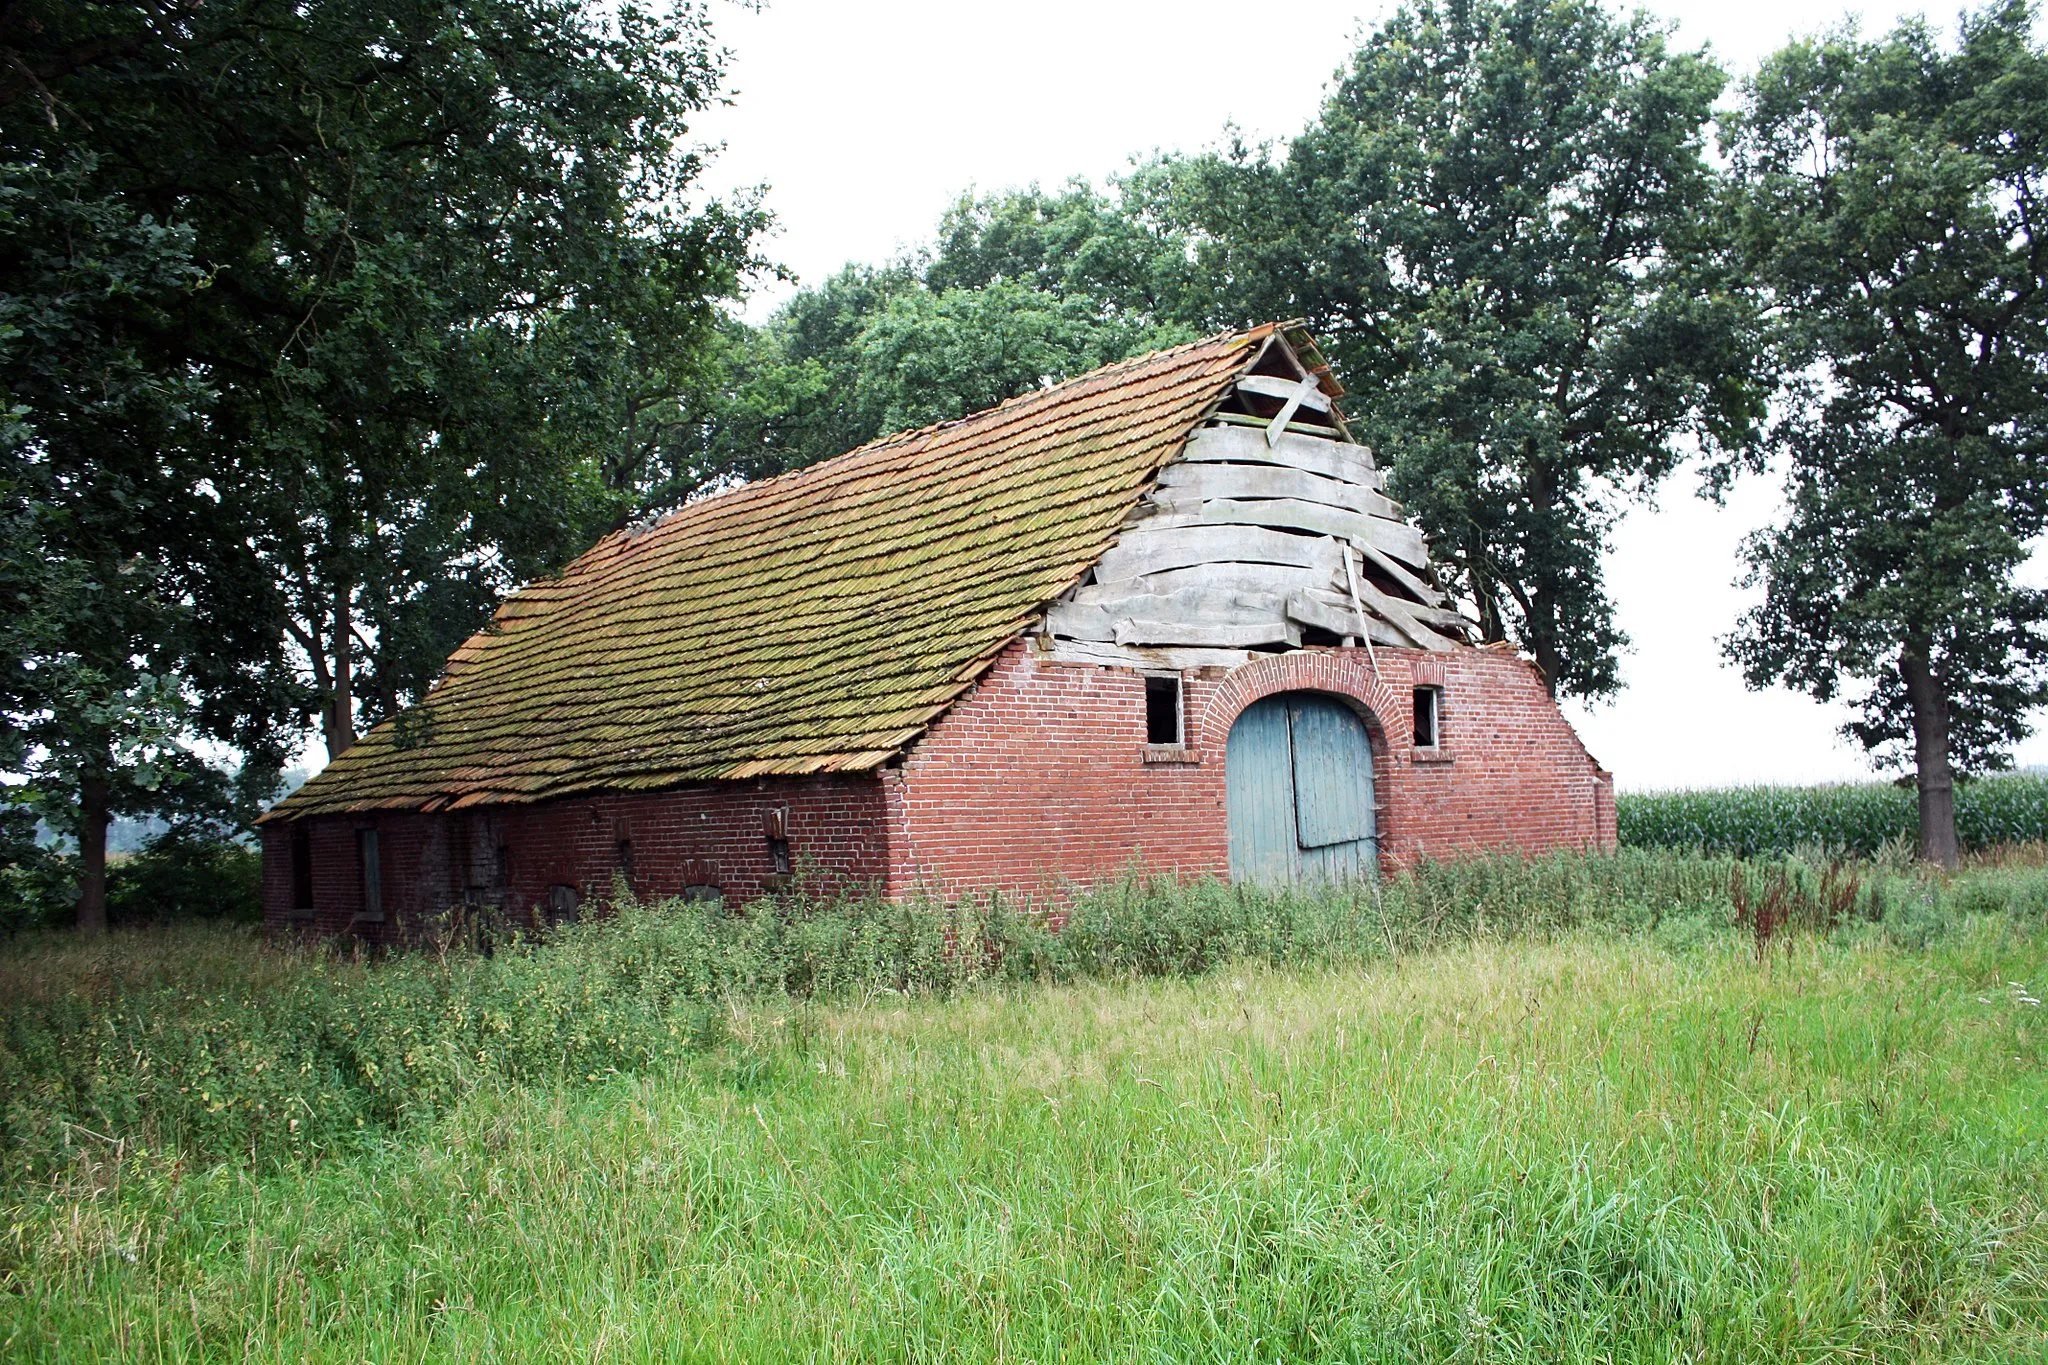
[1041,328,1472,672]
[271,328,1273,818]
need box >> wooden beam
[1351,541,1448,608]
[1114,618,1299,648]
[1285,590,1411,647]
[1039,638,1256,671]
[1267,375,1327,445]
[1234,373,1333,413]
[1085,562,1341,601]
[1181,496,1426,568]
[1047,587,1292,644]
[1348,576,1461,651]
[1070,585,1289,618]
[1182,422,1379,480]
[1156,459,1398,518]
[1092,524,1346,582]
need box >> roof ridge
[604,325,1264,549]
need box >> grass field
[4,858,2047,1360]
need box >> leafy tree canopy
[1723,0,2048,864]
[2,0,764,926]
[708,0,1766,704]
[1150,0,1765,698]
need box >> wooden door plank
[1288,695,1377,848]
[1226,696,1300,885]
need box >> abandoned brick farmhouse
[261,324,1615,937]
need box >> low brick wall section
[262,775,888,941]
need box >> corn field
[1618,772,2048,857]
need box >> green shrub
[2,831,262,934]
[1618,774,2048,857]
[107,832,262,924]
[0,803,71,935]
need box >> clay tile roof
[269,326,1273,818]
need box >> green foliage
[923,179,1208,324]
[1620,773,2048,857]
[0,154,289,927]
[680,261,1192,502]
[4,834,268,937]
[1721,3,2048,849]
[1,0,766,782]
[0,802,70,936]
[6,895,2048,1358]
[1154,0,1765,697]
[703,0,1769,704]
[104,835,261,927]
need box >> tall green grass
[0,850,2003,1179]
[1619,771,2048,857]
[5,918,2046,1360]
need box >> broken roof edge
[423,325,1283,674]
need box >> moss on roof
[271,327,1271,818]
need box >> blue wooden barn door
[1226,693,1377,885]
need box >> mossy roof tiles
[271,327,1271,818]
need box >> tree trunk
[1530,633,1563,700]
[323,585,357,756]
[1466,535,1507,646]
[1900,645,1960,868]
[1523,455,1560,697]
[76,771,110,936]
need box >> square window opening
[1412,686,1441,749]
[1145,674,1183,746]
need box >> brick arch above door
[1198,651,1413,754]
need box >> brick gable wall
[884,640,1614,903]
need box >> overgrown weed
[1,848,2042,1178]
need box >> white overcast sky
[679,0,2048,793]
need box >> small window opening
[356,828,383,921]
[614,838,635,883]
[683,884,726,909]
[764,808,792,875]
[1413,687,1441,749]
[1145,674,1183,745]
[290,825,314,911]
[544,883,581,927]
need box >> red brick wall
[263,641,1617,933]
[884,639,1616,902]
[262,775,889,940]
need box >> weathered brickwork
[264,641,1614,932]
[882,640,1615,902]
[264,776,888,941]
